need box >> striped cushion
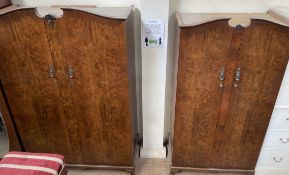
[0,152,65,175]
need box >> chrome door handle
[219,67,225,88]
[273,157,283,163]
[220,67,225,81]
[235,67,241,81]
[48,64,55,78]
[280,138,289,144]
[67,65,74,78]
[234,67,241,88]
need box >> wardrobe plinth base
[170,167,255,175]
[67,164,134,174]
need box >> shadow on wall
[164,0,177,145]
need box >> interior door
[214,20,289,169]
[0,9,74,160]
[172,20,234,168]
[52,10,133,166]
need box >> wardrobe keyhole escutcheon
[35,7,64,28]
[44,14,57,28]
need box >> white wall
[175,0,289,13]
[140,0,170,158]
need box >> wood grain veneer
[0,7,135,169]
[172,16,289,173]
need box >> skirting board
[170,167,255,175]
[140,147,167,158]
[255,167,289,175]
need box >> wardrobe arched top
[176,12,289,28]
[0,5,133,20]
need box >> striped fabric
[0,152,65,175]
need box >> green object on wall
[149,39,158,44]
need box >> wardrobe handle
[67,65,74,78]
[234,68,241,88]
[219,67,225,88]
[273,157,283,163]
[280,138,289,144]
[48,65,55,78]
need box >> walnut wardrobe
[0,6,137,171]
[171,13,289,174]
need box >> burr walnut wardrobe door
[172,20,234,168]
[55,10,133,166]
[0,9,73,160]
[213,20,289,169]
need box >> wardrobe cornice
[0,5,133,20]
[176,12,289,27]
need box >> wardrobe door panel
[57,10,132,166]
[218,20,289,169]
[172,20,234,168]
[0,10,73,160]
